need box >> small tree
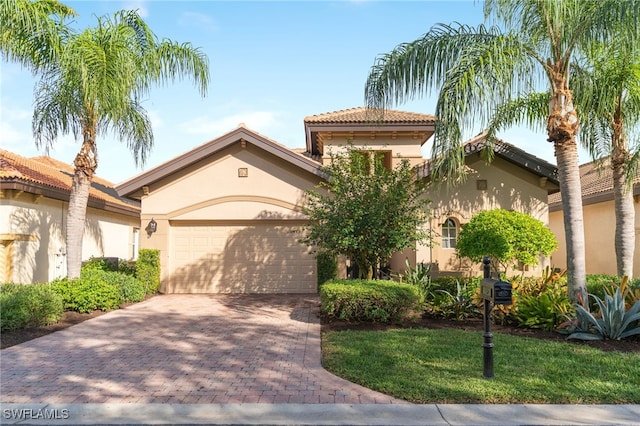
[456,209,557,276]
[301,147,430,280]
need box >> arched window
[442,218,457,249]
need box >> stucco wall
[1,192,139,283]
[549,199,640,277]
[321,133,426,167]
[139,143,323,286]
[414,155,552,277]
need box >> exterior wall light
[147,218,158,234]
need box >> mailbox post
[480,256,512,379]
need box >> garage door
[167,221,316,293]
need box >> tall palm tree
[573,37,640,278]
[0,0,75,71]
[364,0,639,304]
[32,9,209,278]
[485,30,640,279]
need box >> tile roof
[548,157,640,207]
[304,107,436,124]
[1,149,139,214]
[417,132,559,187]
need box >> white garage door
[167,221,316,293]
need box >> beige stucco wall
[412,155,553,278]
[549,199,640,277]
[321,133,426,167]
[1,191,139,283]
[139,143,324,289]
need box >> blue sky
[1,0,587,184]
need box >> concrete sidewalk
[1,403,639,425]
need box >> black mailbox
[481,278,512,305]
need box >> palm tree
[573,36,640,278]
[364,0,639,304]
[32,9,209,278]
[0,0,76,71]
[485,30,640,280]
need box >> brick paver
[0,294,406,404]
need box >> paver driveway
[0,294,406,404]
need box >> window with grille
[442,218,457,249]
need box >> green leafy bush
[317,251,338,288]
[0,283,63,331]
[516,283,573,331]
[456,210,557,276]
[320,279,421,323]
[427,280,480,320]
[137,249,160,294]
[82,256,119,272]
[51,272,122,313]
[567,289,640,340]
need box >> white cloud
[179,12,218,32]
[180,111,282,138]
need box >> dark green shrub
[118,260,137,277]
[317,251,338,288]
[107,272,145,303]
[320,279,421,323]
[137,249,160,294]
[0,283,63,331]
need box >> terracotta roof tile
[548,158,640,206]
[304,107,436,124]
[1,149,139,212]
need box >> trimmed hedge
[0,283,64,331]
[50,269,146,313]
[320,279,421,323]
[137,249,160,294]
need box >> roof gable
[417,133,559,193]
[0,149,140,215]
[116,125,324,199]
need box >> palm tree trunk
[65,132,97,278]
[612,140,635,279]
[547,70,588,305]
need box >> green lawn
[322,328,640,403]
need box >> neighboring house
[548,158,640,276]
[117,107,560,293]
[0,150,141,283]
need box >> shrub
[396,259,432,305]
[82,256,119,272]
[427,280,480,320]
[0,283,63,331]
[320,279,421,323]
[137,249,160,294]
[516,283,573,331]
[317,251,338,288]
[118,260,137,277]
[51,272,123,313]
[567,289,640,341]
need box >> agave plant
[568,288,640,340]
